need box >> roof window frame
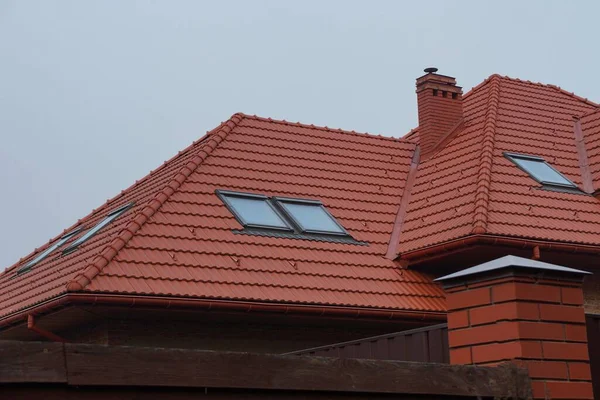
[272,196,350,237]
[17,227,83,274]
[216,190,359,243]
[62,202,135,255]
[504,152,578,190]
[216,190,293,232]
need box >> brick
[545,381,594,399]
[449,347,472,364]
[521,341,545,359]
[517,360,568,379]
[542,342,589,361]
[568,362,592,381]
[539,304,586,323]
[471,341,542,364]
[492,282,561,304]
[530,380,547,399]
[446,287,491,311]
[469,302,539,326]
[562,287,584,305]
[565,324,588,342]
[447,310,469,329]
[518,321,565,341]
[449,322,518,347]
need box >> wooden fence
[0,340,531,399]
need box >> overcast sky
[1,0,599,269]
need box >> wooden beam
[0,340,66,383]
[0,386,499,400]
[0,341,531,399]
[64,342,530,398]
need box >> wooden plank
[441,326,450,363]
[0,340,66,383]
[428,327,444,363]
[64,342,531,398]
[0,386,483,400]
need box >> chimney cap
[424,67,438,74]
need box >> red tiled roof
[394,75,600,257]
[2,73,600,321]
[0,114,445,319]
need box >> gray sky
[1,0,599,269]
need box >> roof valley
[385,145,420,259]
[471,76,501,234]
[65,113,246,292]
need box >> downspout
[27,314,65,342]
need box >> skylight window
[216,190,356,243]
[18,228,82,273]
[217,191,292,230]
[274,198,347,235]
[505,153,576,188]
[62,202,134,254]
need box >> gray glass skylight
[217,191,291,230]
[505,153,576,188]
[275,198,347,235]
[18,228,82,273]
[62,203,134,254]
[216,190,352,240]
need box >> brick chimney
[416,68,463,159]
[437,255,593,399]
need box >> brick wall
[444,270,593,399]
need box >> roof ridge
[489,74,600,109]
[239,113,408,144]
[65,113,246,291]
[471,75,501,234]
[581,107,600,119]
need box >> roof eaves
[471,75,501,234]
[65,113,246,292]
[400,233,600,265]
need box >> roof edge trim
[0,293,447,330]
[471,75,501,234]
[400,233,600,264]
[65,113,246,292]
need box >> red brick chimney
[437,255,593,399]
[416,67,463,159]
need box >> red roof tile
[2,73,600,321]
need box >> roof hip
[471,76,501,234]
[65,113,245,292]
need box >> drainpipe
[27,314,65,342]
